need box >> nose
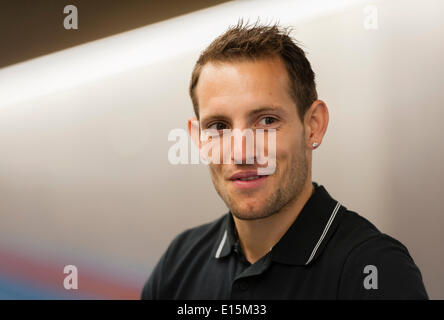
[229,128,256,165]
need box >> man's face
[195,57,310,220]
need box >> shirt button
[238,280,248,291]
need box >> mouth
[228,171,270,190]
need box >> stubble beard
[210,142,308,221]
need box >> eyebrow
[200,105,288,126]
[248,106,288,117]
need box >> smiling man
[141,21,428,299]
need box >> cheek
[275,133,303,165]
[208,164,224,183]
[208,163,218,174]
[275,133,295,159]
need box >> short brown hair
[189,19,318,120]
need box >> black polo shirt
[141,182,428,299]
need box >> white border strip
[215,229,228,258]
[305,202,341,265]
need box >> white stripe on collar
[305,202,341,265]
[215,229,228,258]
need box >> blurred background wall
[0,0,442,299]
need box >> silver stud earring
[312,142,319,148]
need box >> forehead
[196,57,296,120]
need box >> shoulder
[332,207,428,299]
[335,207,382,245]
[141,213,227,299]
[166,213,227,259]
[322,207,383,266]
[333,207,413,261]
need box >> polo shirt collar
[214,211,237,259]
[213,182,342,266]
[271,183,341,266]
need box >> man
[142,21,428,299]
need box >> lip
[229,170,262,180]
[228,170,270,190]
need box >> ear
[188,116,201,149]
[304,100,329,149]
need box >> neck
[232,179,314,264]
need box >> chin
[231,204,273,221]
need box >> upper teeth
[239,176,260,181]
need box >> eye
[258,116,277,126]
[208,122,228,131]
